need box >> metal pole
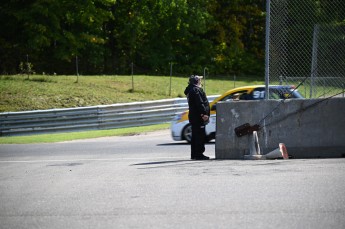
[264,0,271,99]
[169,62,173,96]
[75,55,79,83]
[131,62,134,91]
[310,24,319,98]
[26,54,29,80]
[203,67,208,92]
[234,75,236,88]
[279,75,283,85]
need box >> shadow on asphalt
[131,160,192,166]
[131,159,215,169]
[156,142,215,146]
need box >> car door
[206,90,250,135]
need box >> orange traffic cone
[279,143,289,159]
[265,143,289,159]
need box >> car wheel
[182,124,192,143]
[183,125,213,143]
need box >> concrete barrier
[215,98,345,159]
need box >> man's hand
[201,114,209,121]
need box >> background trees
[0,0,266,76]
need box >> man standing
[184,75,210,160]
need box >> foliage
[0,1,280,76]
[19,61,34,75]
[2,1,342,77]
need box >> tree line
[2,0,342,76]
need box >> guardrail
[0,96,218,136]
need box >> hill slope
[0,75,263,112]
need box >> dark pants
[191,123,206,158]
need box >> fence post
[264,0,271,99]
[169,62,173,96]
[131,62,134,91]
[75,55,79,83]
[233,75,236,88]
[279,75,283,85]
[26,54,30,80]
[310,24,319,98]
[203,67,208,93]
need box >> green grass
[0,74,263,112]
[0,123,170,144]
[0,74,263,144]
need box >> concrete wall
[215,98,345,159]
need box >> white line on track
[0,156,188,163]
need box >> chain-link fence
[266,0,345,99]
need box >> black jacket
[184,84,210,125]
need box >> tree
[104,0,214,75]
[0,0,267,76]
[206,0,265,75]
[0,0,114,74]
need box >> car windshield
[216,86,303,104]
[250,87,303,100]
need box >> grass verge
[0,123,170,144]
[0,74,263,112]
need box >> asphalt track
[0,130,344,229]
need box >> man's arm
[193,88,209,120]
